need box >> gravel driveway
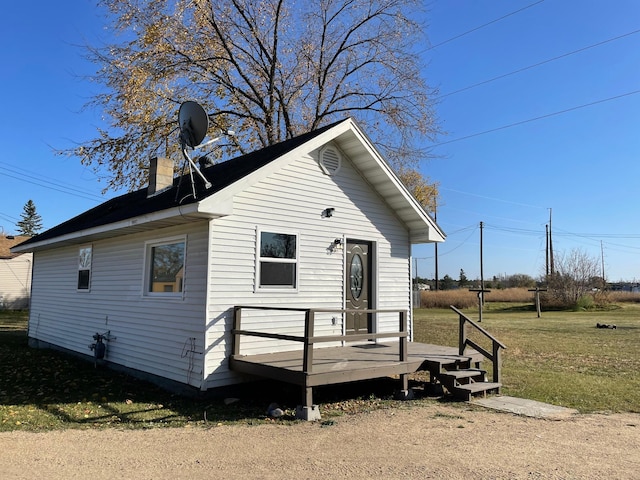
[1,403,638,479]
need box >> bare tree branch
[61,0,439,208]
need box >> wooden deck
[230,305,505,419]
[229,341,483,390]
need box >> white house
[12,118,444,394]
[1,235,32,309]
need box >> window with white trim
[257,231,298,289]
[77,246,92,290]
[144,237,186,296]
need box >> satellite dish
[179,101,209,148]
[176,101,213,196]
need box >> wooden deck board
[229,342,483,388]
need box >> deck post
[399,310,408,362]
[302,309,314,373]
[395,310,413,400]
[296,310,322,421]
[304,386,314,407]
[232,306,242,356]
[493,341,502,386]
[296,386,321,421]
[458,313,467,356]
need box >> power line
[0,168,104,202]
[431,89,640,147]
[0,162,103,200]
[0,212,19,224]
[484,223,545,236]
[427,0,545,50]
[436,28,640,100]
[441,187,546,209]
[435,224,478,257]
[480,223,640,241]
[555,231,640,239]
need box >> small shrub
[575,294,595,311]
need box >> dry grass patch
[420,288,535,309]
[608,290,640,303]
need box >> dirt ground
[1,403,638,480]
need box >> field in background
[414,303,640,413]
[419,288,536,309]
[419,287,640,309]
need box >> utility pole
[545,224,549,278]
[601,241,606,288]
[434,205,439,291]
[470,221,490,322]
[549,208,554,275]
[480,221,485,293]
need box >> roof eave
[333,121,446,244]
[11,201,231,253]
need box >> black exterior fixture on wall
[321,208,335,218]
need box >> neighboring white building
[12,119,445,392]
[0,235,32,309]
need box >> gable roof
[1,235,31,259]
[13,118,443,253]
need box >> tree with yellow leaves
[68,0,439,210]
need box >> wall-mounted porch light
[321,207,335,218]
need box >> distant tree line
[415,248,611,310]
[414,271,538,291]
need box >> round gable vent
[319,145,342,176]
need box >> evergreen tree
[16,200,43,236]
[459,269,469,287]
[440,274,455,290]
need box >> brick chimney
[148,157,174,197]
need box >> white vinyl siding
[27,223,208,388]
[0,253,32,309]
[203,149,411,388]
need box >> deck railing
[450,305,507,384]
[232,306,408,374]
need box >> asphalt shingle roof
[16,120,347,249]
[0,235,32,258]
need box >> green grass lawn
[414,303,640,413]
[2,304,639,431]
[0,311,285,431]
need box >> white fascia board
[11,201,230,253]
[340,122,446,244]
[410,229,445,244]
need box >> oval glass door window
[350,254,363,299]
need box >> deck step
[439,368,486,380]
[450,382,502,401]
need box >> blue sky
[415,0,640,282]
[1,1,639,282]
